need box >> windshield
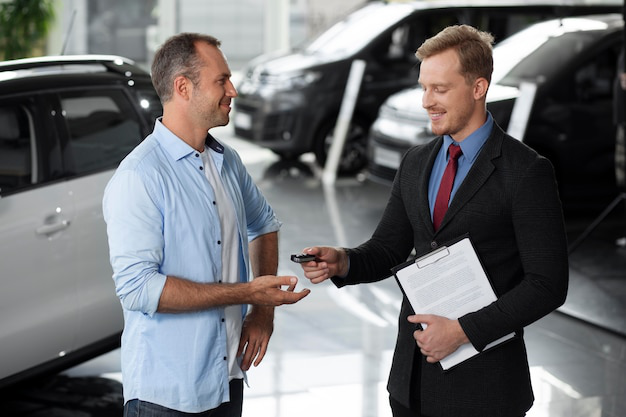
[492,17,611,87]
[304,3,414,56]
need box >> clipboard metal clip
[415,246,450,269]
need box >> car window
[0,104,35,195]
[373,12,459,63]
[134,87,162,126]
[304,3,413,56]
[572,43,618,101]
[493,18,612,87]
[60,90,143,175]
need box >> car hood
[245,50,339,75]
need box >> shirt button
[217,240,221,245]
[213,201,216,205]
[199,166,204,170]
[431,241,438,249]
[223,357,227,361]
[221,318,225,322]
[195,153,199,157]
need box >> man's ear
[473,77,489,100]
[173,75,191,100]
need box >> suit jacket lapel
[418,138,443,232]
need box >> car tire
[273,150,302,161]
[313,116,369,175]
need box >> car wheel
[272,150,302,161]
[313,117,369,175]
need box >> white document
[393,237,514,370]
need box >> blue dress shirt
[102,119,281,412]
[428,113,494,217]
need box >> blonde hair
[416,25,494,84]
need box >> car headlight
[377,103,397,119]
[265,71,321,90]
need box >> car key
[290,253,316,263]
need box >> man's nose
[422,89,432,109]
[227,80,238,98]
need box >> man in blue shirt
[103,33,310,416]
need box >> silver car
[0,55,162,387]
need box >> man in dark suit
[298,25,568,417]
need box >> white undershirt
[201,147,244,380]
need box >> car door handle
[36,220,71,235]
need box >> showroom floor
[2,126,626,416]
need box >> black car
[0,55,162,387]
[366,13,624,212]
[233,0,622,174]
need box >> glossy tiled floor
[15,125,626,416]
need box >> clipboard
[392,235,515,370]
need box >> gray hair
[151,33,221,103]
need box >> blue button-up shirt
[102,119,281,412]
[428,113,494,216]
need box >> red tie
[433,144,463,231]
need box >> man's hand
[299,246,349,284]
[248,275,310,306]
[408,314,469,363]
[238,306,274,371]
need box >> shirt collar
[442,112,493,162]
[205,133,224,154]
[154,118,225,160]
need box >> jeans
[124,379,243,417]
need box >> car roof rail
[0,54,148,76]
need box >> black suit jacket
[334,123,569,417]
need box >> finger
[408,314,431,324]
[302,268,325,279]
[269,288,310,307]
[237,336,247,358]
[253,341,269,367]
[302,262,328,274]
[286,288,310,303]
[277,276,298,287]
[303,260,325,268]
[242,337,262,371]
[413,329,422,341]
[268,275,298,290]
[303,247,321,256]
[239,341,253,371]
[303,269,329,283]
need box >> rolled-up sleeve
[103,168,167,316]
[245,185,281,242]
[225,147,281,242]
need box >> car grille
[262,112,293,142]
[234,101,297,143]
